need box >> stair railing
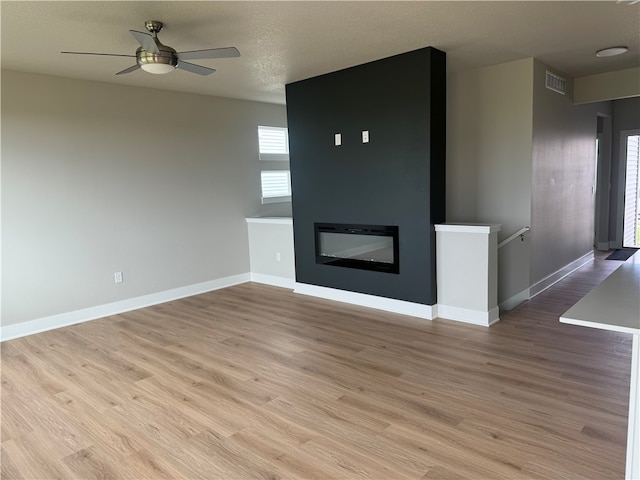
[498,226,530,249]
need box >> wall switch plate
[114,271,123,284]
[334,133,342,146]
[362,130,369,143]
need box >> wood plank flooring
[1,255,633,479]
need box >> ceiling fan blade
[177,47,240,61]
[129,30,159,54]
[115,65,141,75]
[61,51,135,58]
[176,61,216,76]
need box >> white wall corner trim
[0,273,251,342]
[294,282,436,320]
[530,251,595,298]
[499,288,531,312]
[436,305,500,327]
[250,273,295,290]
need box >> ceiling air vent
[546,70,566,95]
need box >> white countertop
[560,251,640,335]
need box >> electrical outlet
[362,130,369,143]
[114,271,123,284]
[275,252,281,262]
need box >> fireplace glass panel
[315,223,399,273]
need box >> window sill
[261,195,292,205]
[259,153,290,162]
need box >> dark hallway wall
[285,47,446,305]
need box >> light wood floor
[1,255,633,479]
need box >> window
[258,126,290,204]
[259,126,289,161]
[623,133,640,248]
[260,171,291,204]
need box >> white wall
[246,218,295,288]
[447,58,533,305]
[574,67,640,104]
[1,71,287,326]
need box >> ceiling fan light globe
[141,63,176,74]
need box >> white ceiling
[1,1,638,105]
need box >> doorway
[594,114,612,250]
[622,131,640,248]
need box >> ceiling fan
[61,20,240,76]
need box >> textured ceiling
[1,1,638,104]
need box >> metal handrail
[498,226,530,249]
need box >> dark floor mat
[605,248,638,261]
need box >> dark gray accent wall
[530,60,609,284]
[285,47,446,305]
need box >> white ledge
[246,217,293,225]
[435,223,501,234]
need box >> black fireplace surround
[315,223,399,274]
[286,46,445,305]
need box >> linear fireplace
[315,223,399,273]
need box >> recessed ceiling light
[596,46,629,57]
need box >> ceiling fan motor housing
[136,21,177,73]
[136,44,178,73]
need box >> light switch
[335,133,342,146]
[362,130,369,143]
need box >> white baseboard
[294,282,437,320]
[3,251,597,342]
[0,273,251,342]
[530,251,594,298]
[499,288,531,312]
[499,252,597,312]
[250,273,295,290]
[294,283,503,327]
[437,304,500,327]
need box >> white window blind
[258,125,291,204]
[259,126,289,161]
[261,170,291,204]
